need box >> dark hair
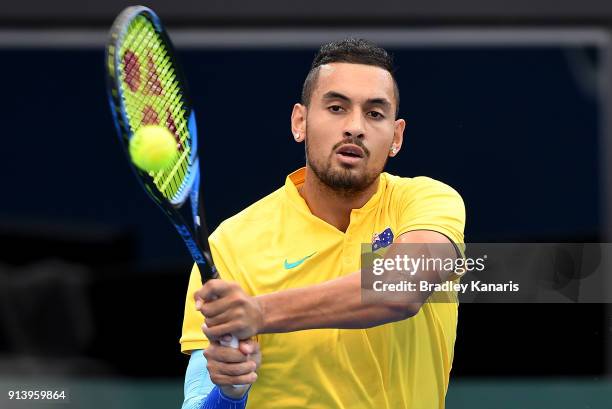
[301,38,400,118]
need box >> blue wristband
[200,386,249,409]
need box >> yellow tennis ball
[129,125,179,172]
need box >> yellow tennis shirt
[181,167,466,409]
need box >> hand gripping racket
[105,6,240,353]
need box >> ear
[389,118,406,157]
[291,103,307,143]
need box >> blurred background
[0,1,611,408]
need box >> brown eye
[369,111,384,119]
[328,105,344,113]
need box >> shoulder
[210,186,284,243]
[383,173,464,205]
[382,173,466,244]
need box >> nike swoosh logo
[284,252,316,269]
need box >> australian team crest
[372,227,394,251]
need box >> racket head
[106,6,217,280]
[105,6,198,209]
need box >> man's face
[302,62,402,194]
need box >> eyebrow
[321,91,392,111]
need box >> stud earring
[391,146,398,154]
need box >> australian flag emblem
[372,227,394,251]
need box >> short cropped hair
[301,38,400,118]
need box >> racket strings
[120,21,191,196]
[133,27,190,197]
[118,15,193,202]
[122,19,184,129]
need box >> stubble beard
[305,137,385,197]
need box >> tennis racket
[105,6,240,353]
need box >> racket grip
[220,334,246,388]
[219,334,239,349]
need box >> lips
[336,144,365,158]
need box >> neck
[298,166,379,232]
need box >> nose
[343,110,365,139]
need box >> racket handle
[219,334,239,349]
[220,334,246,388]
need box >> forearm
[198,231,459,339]
[257,271,417,334]
[257,234,459,334]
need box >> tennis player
[180,38,466,409]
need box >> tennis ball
[129,125,179,172]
